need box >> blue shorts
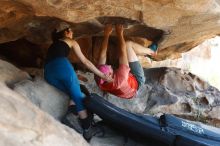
[44,57,85,112]
[129,61,145,87]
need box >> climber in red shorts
[95,24,156,98]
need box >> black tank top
[45,40,70,64]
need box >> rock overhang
[1,0,220,63]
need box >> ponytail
[51,29,65,42]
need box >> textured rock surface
[0,59,89,146]
[14,78,69,120]
[0,0,220,60]
[149,36,220,91]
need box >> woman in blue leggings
[44,22,112,140]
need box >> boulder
[14,78,69,120]
[0,59,89,146]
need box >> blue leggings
[44,57,85,112]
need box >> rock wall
[0,0,220,60]
[149,36,220,91]
[0,59,89,146]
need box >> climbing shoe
[62,113,83,134]
[145,43,158,60]
[83,123,105,141]
[80,114,104,141]
[149,43,158,52]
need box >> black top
[45,40,70,64]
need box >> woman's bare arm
[67,39,112,82]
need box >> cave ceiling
[1,0,220,61]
